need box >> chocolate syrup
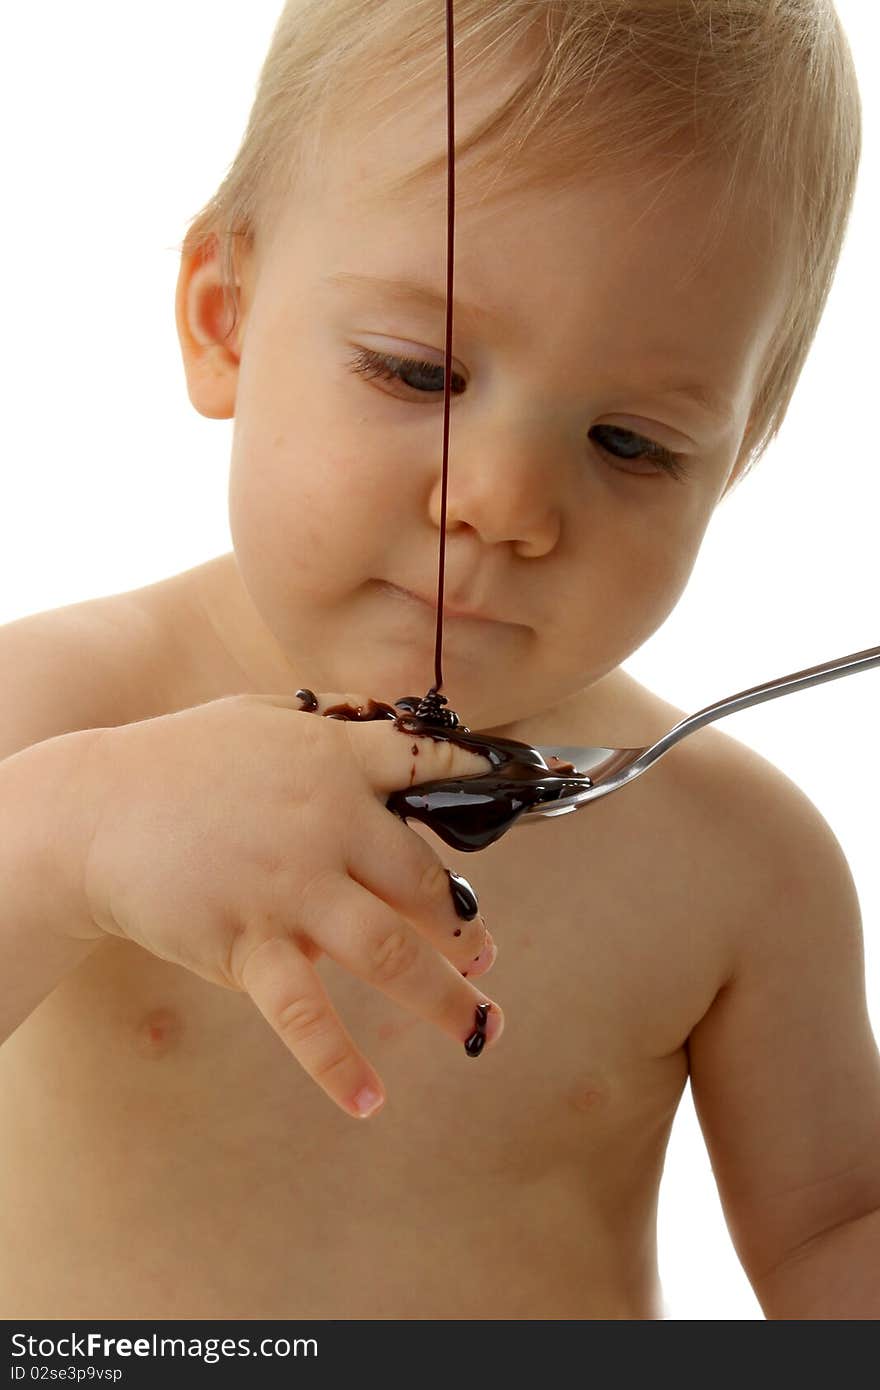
[295,688,319,712]
[446,868,479,920]
[288,6,584,1065]
[295,689,587,848]
[464,1002,491,1058]
[324,698,400,721]
[294,11,591,853]
[378,5,588,849]
[385,712,589,852]
[431,0,457,703]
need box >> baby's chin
[274,600,557,730]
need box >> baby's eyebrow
[323,271,505,330]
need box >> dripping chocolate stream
[385,3,591,849]
[430,0,457,701]
[297,6,591,851]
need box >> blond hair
[182,0,861,487]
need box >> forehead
[256,57,789,404]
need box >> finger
[250,690,493,789]
[299,873,504,1055]
[344,716,492,795]
[345,806,494,974]
[240,934,385,1120]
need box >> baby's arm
[687,764,880,1318]
[0,730,105,1043]
[0,609,127,1043]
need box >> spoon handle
[644,643,880,766]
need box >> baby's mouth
[376,580,506,626]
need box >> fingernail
[446,868,479,921]
[352,1085,384,1117]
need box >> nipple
[134,1007,183,1060]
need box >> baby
[2,0,878,1320]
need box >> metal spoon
[521,643,880,821]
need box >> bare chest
[5,784,705,1176]
[2,707,737,1317]
[0,571,739,1315]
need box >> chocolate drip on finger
[464,1001,491,1058]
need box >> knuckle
[369,923,419,984]
[275,993,327,1044]
[236,932,284,992]
[312,1049,354,1086]
[221,912,255,990]
[392,722,454,777]
[419,734,479,780]
[433,739,460,778]
[296,867,339,927]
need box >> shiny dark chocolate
[446,868,479,920]
[294,692,588,851]
[384,713,590,852]
[464,1001,491,1058]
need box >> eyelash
[347,346,468,396]
[346,345,691,482]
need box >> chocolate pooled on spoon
[298,685,586,851]
[386,689,588,852]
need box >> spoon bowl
[521,642,880,821]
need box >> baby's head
[176,0,859,731]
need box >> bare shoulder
[0,566,209,759]
[600,668,860,971]
[636,665,877,1294]
[555,666,861,1047]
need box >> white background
[1,2,877,1320]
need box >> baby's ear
[175,234,244,419]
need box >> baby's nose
[429,444,561,556]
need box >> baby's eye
[347,346,467,399]
[347,348,688,482]
[588,424,689,482]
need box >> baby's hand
[78,692,502,1117]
